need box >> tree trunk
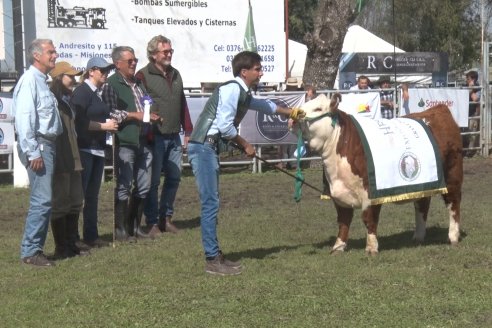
[303,0,358,89]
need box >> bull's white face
[294,94,339,155]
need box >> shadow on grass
[228,226,468,260]
[318,226,468,252]
[175,216,201,230]
[229,244,311,261]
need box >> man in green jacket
[102,46,160,242]
[136,35,193,238]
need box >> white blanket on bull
[351,116,447,205]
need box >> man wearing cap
[71,56,119,247]
[378,76,394,119]
[48,61,87,259]
[12,39,61,266]
[102,46,161,242]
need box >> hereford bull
[294,93,463,254]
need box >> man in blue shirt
[188,51,304,276]
[13,39,62,267]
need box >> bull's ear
[329,93,341,112]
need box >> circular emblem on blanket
[0,98,3,113]
[399,152,421,181]
[0,128,4,144]
[255,97,290,141]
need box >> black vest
[190,80,252,143]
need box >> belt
[37,135,57,143]
[205,134,219,144]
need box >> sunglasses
[92,66,112,74]
[119,58,139,65]
[157,49,174,56]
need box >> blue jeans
[116,140,152,202]
[187,142,220,259]
[18,141,55,258]
[144,133,182,225]
[80,151,105,242]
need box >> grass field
[0,157,491,327]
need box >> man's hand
[289,108,306,120]
[150,113,162,124]
[183,135,190,153]
[29,157,44,172]
[243,143,256,158]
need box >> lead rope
[294,129,304,202]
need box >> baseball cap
[49,61,83,79]
[86,57,115,71]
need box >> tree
[291,0,490,88]
[302,0,358,88]
[355,0,484,70]
[288,0,318,43]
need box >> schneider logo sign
[255,97,290,141]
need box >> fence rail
[1,85,489,179]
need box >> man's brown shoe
[205,255,242,276]
[85,238,110,248]
[158,216,179,234]
[22,251,55,267]
[218,251,242,269]
[147,224,162,239]
[75,240,92,252]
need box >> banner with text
[26,0,286,86]
[399,88,469,127]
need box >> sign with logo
[241,94,305,144]
[400,88,469,127]
[340,52,448,74]
[0,94,13,120]
[255,97,291,142]
[399,152,421,181]
[0,121,14,154]
[339,92,381,119]
[338,52,448,89]
[186,93,305,144]
[24,0,286,86]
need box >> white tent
[286,25,433,88]
[337,25,434,88]
[287,39,308,86]
[341,25,404,53]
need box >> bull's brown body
[298,94,463,254]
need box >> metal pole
[12,0,24,75]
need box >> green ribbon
[293,111,339,202]
[294,129,305,202]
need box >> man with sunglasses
[135,35,193,238]
[102,46,161,242]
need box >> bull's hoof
[365,249,378,256]
[448,239,459,247]
[330,239,347,254]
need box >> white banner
[399,88,469,127]
[339,92,381,119]
[29,0,286,86]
